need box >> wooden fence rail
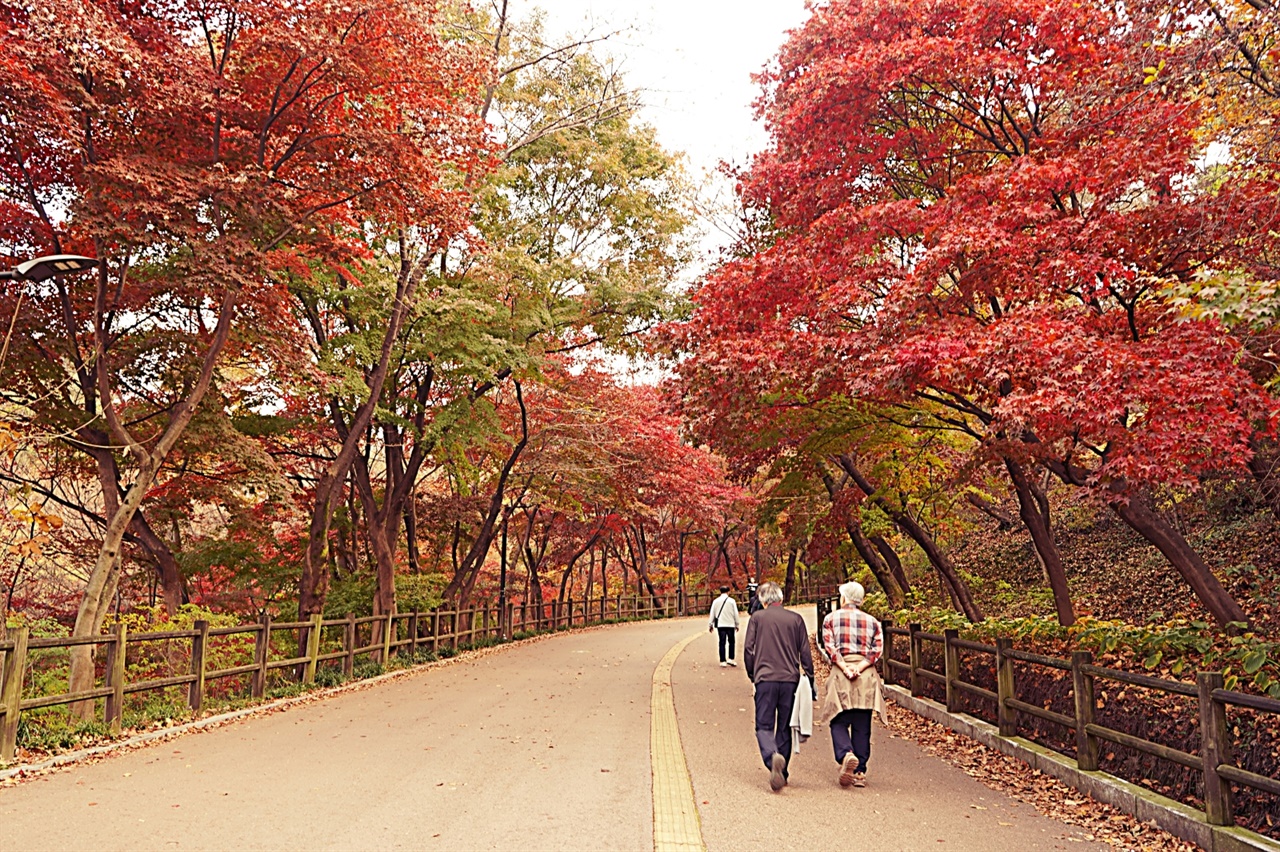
[1,585,850,764]
[816,596,1280,830]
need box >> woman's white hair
[756,582,784,606]
[839,581,866,606]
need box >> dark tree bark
[299,251,420,618]
[818,462,908,607]
[782,549,798,603]
[442,382,530,605]
[1110,491,1248,627]
[627,523,662,607]
[870,536,910,595]
[1005,458,1076,626]
[1248,434,1280,519]
[835,454,984,622]
[558,520,606,602]
[1044,459,1249,628]
[964,491,1015,530]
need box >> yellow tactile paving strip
[651,632,707,852]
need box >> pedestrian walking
[708,585,740,667]
[819,581,888,789]
[746,581,763,614]
[743,581,814,792]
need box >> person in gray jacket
[708,585,741,667]
[743,582,815,791]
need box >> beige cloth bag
[820,653,888,725]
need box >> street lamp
[0,255,98,366]
[0,254,98,282]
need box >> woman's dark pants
[830,708,872,772]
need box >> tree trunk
[818,463,906,607]
[1005,458,1076,626]
[782,549,798,603]
[965,491,1015,530]
[1110,491,1248,627]
[81,438,187,614]
[405,501,420,573]
[71,271,235,719]
[441,382,529,603]
[1248,434,1280,519]
[870,536,911,595]
[299,255,421,619]
[835,454,984,622]
[1044,459,1250,628]
[558,522,605,602]
[628,524,661,608]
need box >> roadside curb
[884,684,1280,852]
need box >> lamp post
[0,254,98,282]
[1,255,99,366]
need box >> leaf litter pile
[811,637,1196,851]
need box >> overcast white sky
[538,0,808,174]
[535,0,811,261]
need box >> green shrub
[352,660,384,679]
[17,711,109,752]
[264,681,312,700]
[868,602,1280,699]
[314,667,348,688]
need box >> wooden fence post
[1,626,29,762]
[409,611,420,658]
[432,610,441,653]
[882,620,895,687]
[995,637,1016,737]
[188,620,209,711]
[1198,672,1234,826]
[1071,651,1099,771]
[304,614,322,684]
[450,611,459,652]
[381,613,393,664]
[943,629,961,713]
[344,613,356,677]
[105,623,128,733]
[252,615,271,698]
[908,623,922,697]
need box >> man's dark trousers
[717,627,735,662]
[830,708,873,772]
[754,680,797,771]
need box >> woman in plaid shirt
[819,581,888,788]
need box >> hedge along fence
[816,598,1280,838]
[0,587,770,764]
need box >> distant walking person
[708,585,740,667]
[746,581,763,614]
[820,581,887,789]
[743,582,814,791]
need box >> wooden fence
[815,599,1280,830]
[2,585,839,763]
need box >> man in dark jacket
[743,581,814,791]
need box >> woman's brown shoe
[838,754,857,787]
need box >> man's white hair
[756,582,784,606]
[839,581,866,606]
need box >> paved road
[0,613,1105,851]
